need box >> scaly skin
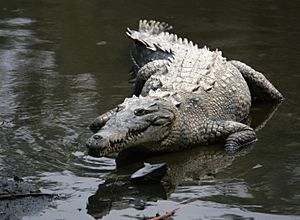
[86,20,283,157]
[87,93,256,156]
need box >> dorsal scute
[211,48,228,67]
[138,19,172,34]
[148,89,183,107]
[158,31,198,50]
[150,43,174,54]
[129,20,200,62]
[136,20,198,50]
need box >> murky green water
[1,0,300,219]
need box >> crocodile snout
[86,134,109,157]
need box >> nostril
[93,135,103,140]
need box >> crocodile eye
[134,108,146,116]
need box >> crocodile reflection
[86,102,281,219]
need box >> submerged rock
[130,163,167,184]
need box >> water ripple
[0,18,35,26]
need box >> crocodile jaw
[86,125,170,157]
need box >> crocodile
[86,20,283,157]
[87,102,281,218]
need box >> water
[0,0,300,219]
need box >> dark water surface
[1,0,300,219]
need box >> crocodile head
[86,96,176,157]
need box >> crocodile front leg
[89,107,117,133]
[163,118,257,154]
[211,120,257,154]
[229,60,283,102]
[133,59,169,96]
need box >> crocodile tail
[126,20,174,70]
[127,20,173,50]
[126,20,172,48]
[138,19,172,34]
[126,19,171,39]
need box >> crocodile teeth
[106,128,147,150]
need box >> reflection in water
[87,146,238,219]
[0,0,300,219]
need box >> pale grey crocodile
[86,20,283,156]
